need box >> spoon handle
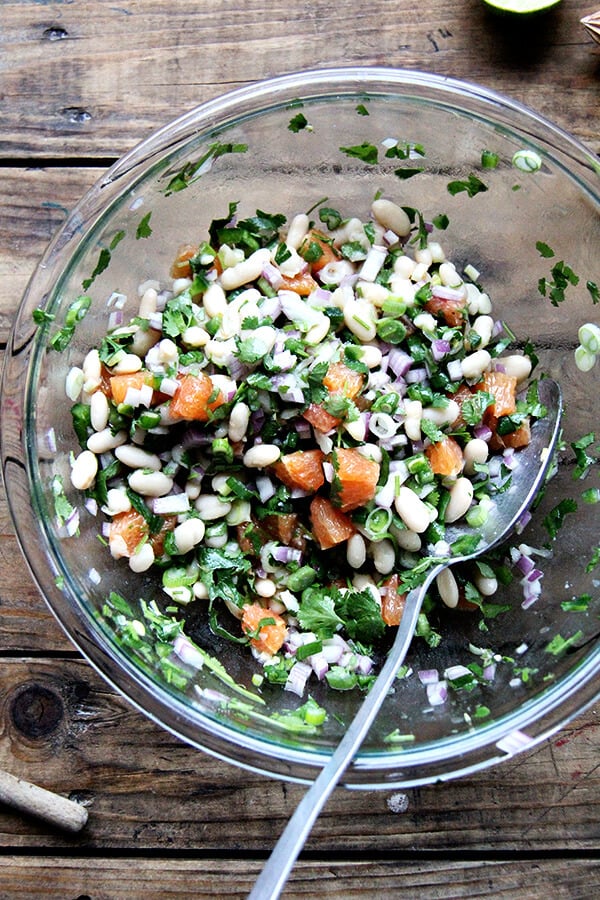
[248,581,430,900]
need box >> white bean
[182,325,210,347]
[445,477,474,523]
[463,438,489,475]
[475,573,498,596]
[422,400,460,427]
[394,486,431,533]
[438,262,462,288]
[65,367,84,401]
[220,248,271,291]
[305,314,331,346]
[393,526,422,552]
[86,428,128,454]
[112,353,143,375]
[129,542,155,573]
[357,282,390,307]
[404,399,422,442]
[82,348,102,393]
[194,494,232,520]
[70,450,98,490]
[139,287,158,318]
[226,402,249,444]
[496,354,532,383]
[255,578,277,598]
[469,315,494,349]
[104,488,131,516]
[243,444,281,468]
[347,533,366,569]
[318,260,355,285]
[371,198,412,237]
[286,213,310,250]
[158,338,178,365]
[203,283,227,318]
[436,568,459,608]
[461,349,491,381]
[344,299,377,342]
[174,518,206,554]
[128,470,173,497]
[393,255,415,278]
[115,444,162,471]
[357,344,383,368]
[372,539,395,575]
[90,391,109,432]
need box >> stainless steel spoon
[249,377,562,900]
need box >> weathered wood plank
[1,856,600,899]
[0,167,101,343]
[0,658,599,852]
[2,0,599,158]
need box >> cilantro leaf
[335,588,385,645]
[339,142,379,165]
[543,498,578,540]
[136,212,153,239]
[297,588,344,639]
[447,174,488,198]
[289,113,309,133]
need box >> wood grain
[2,0,599,159]
[0,657,599,852]
[0,857,600,899]
[1,0,600,892]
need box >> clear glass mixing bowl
[2,67,599,787]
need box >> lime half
[483,0,561,13]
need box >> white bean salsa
[63,197,546,699]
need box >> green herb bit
[356,103,369,116]
[447,174,488,198]
[545,631,584,656]
[136,211,153,239]
[536,240,555,259]
[288,112,309,133]
[537,259,579,306]
[50,295,92,351]
[339,142,379,165]
[481,150,499,169]
[543,498,578,541]
[51,474,77,530]
[163,142,248,195]
[394,167,424,181]
[561,594,593,612]
[571,432,598,480]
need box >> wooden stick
[0,769,88,833]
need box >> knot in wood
[10,685,64,739]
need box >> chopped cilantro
[288,113,309,133]
[447,174,488,198]
[136,211,153,239]
[339,142,379,165]
[543,498,578,540]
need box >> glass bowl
[2,67,599,788]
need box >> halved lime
[483,0,561,13]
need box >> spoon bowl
[249,377,563,900]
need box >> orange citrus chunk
[110,370,155,406]
[241,602,287,655]
[380,574,407,626]
[302,402,341,433]
[310,496,356,550]
[279,271,319,295]
[334,448,380,512]
[323,361,364,400]
[108,509,175,558]
[477,370,518,418]
[425,435,464,478]
[272,449,325,493]
[170,372,224,421]
[300,229,341,274]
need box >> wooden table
[2,1,600,896]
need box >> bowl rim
[3,65,600,787]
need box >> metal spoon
[249,377,562,900]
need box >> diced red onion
[308,652,329,680]
[262,262,284,289]
[359,245,387,282]
[159,377,179,397]
[444,664,471,681]
[256,475,276,503]
[388,348,414,377]
[64,508,80,537]
[426,680,448,706]
[431,284,465,302]
[46,427,57,454]
[271,349,297,371]
[383,229,399,246]
[285,661,312,697]
[148,312,163,331]
[432,339,451,361]
[514,509,532,535]
[174,634,205,670]
[272,546,303,565]
[108,310,124,330]
[355,655,374,676]
[322,641,345,665]
[447,359,464,382]
[474,423,493,442]
[515,553,536,576]
[418,669,439,685]
[259,295,282,321]
[85,497,98,516]
[405,367,428,384]
[322,461,335,483]
[483,663,497,681]
[152,493,191,515]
